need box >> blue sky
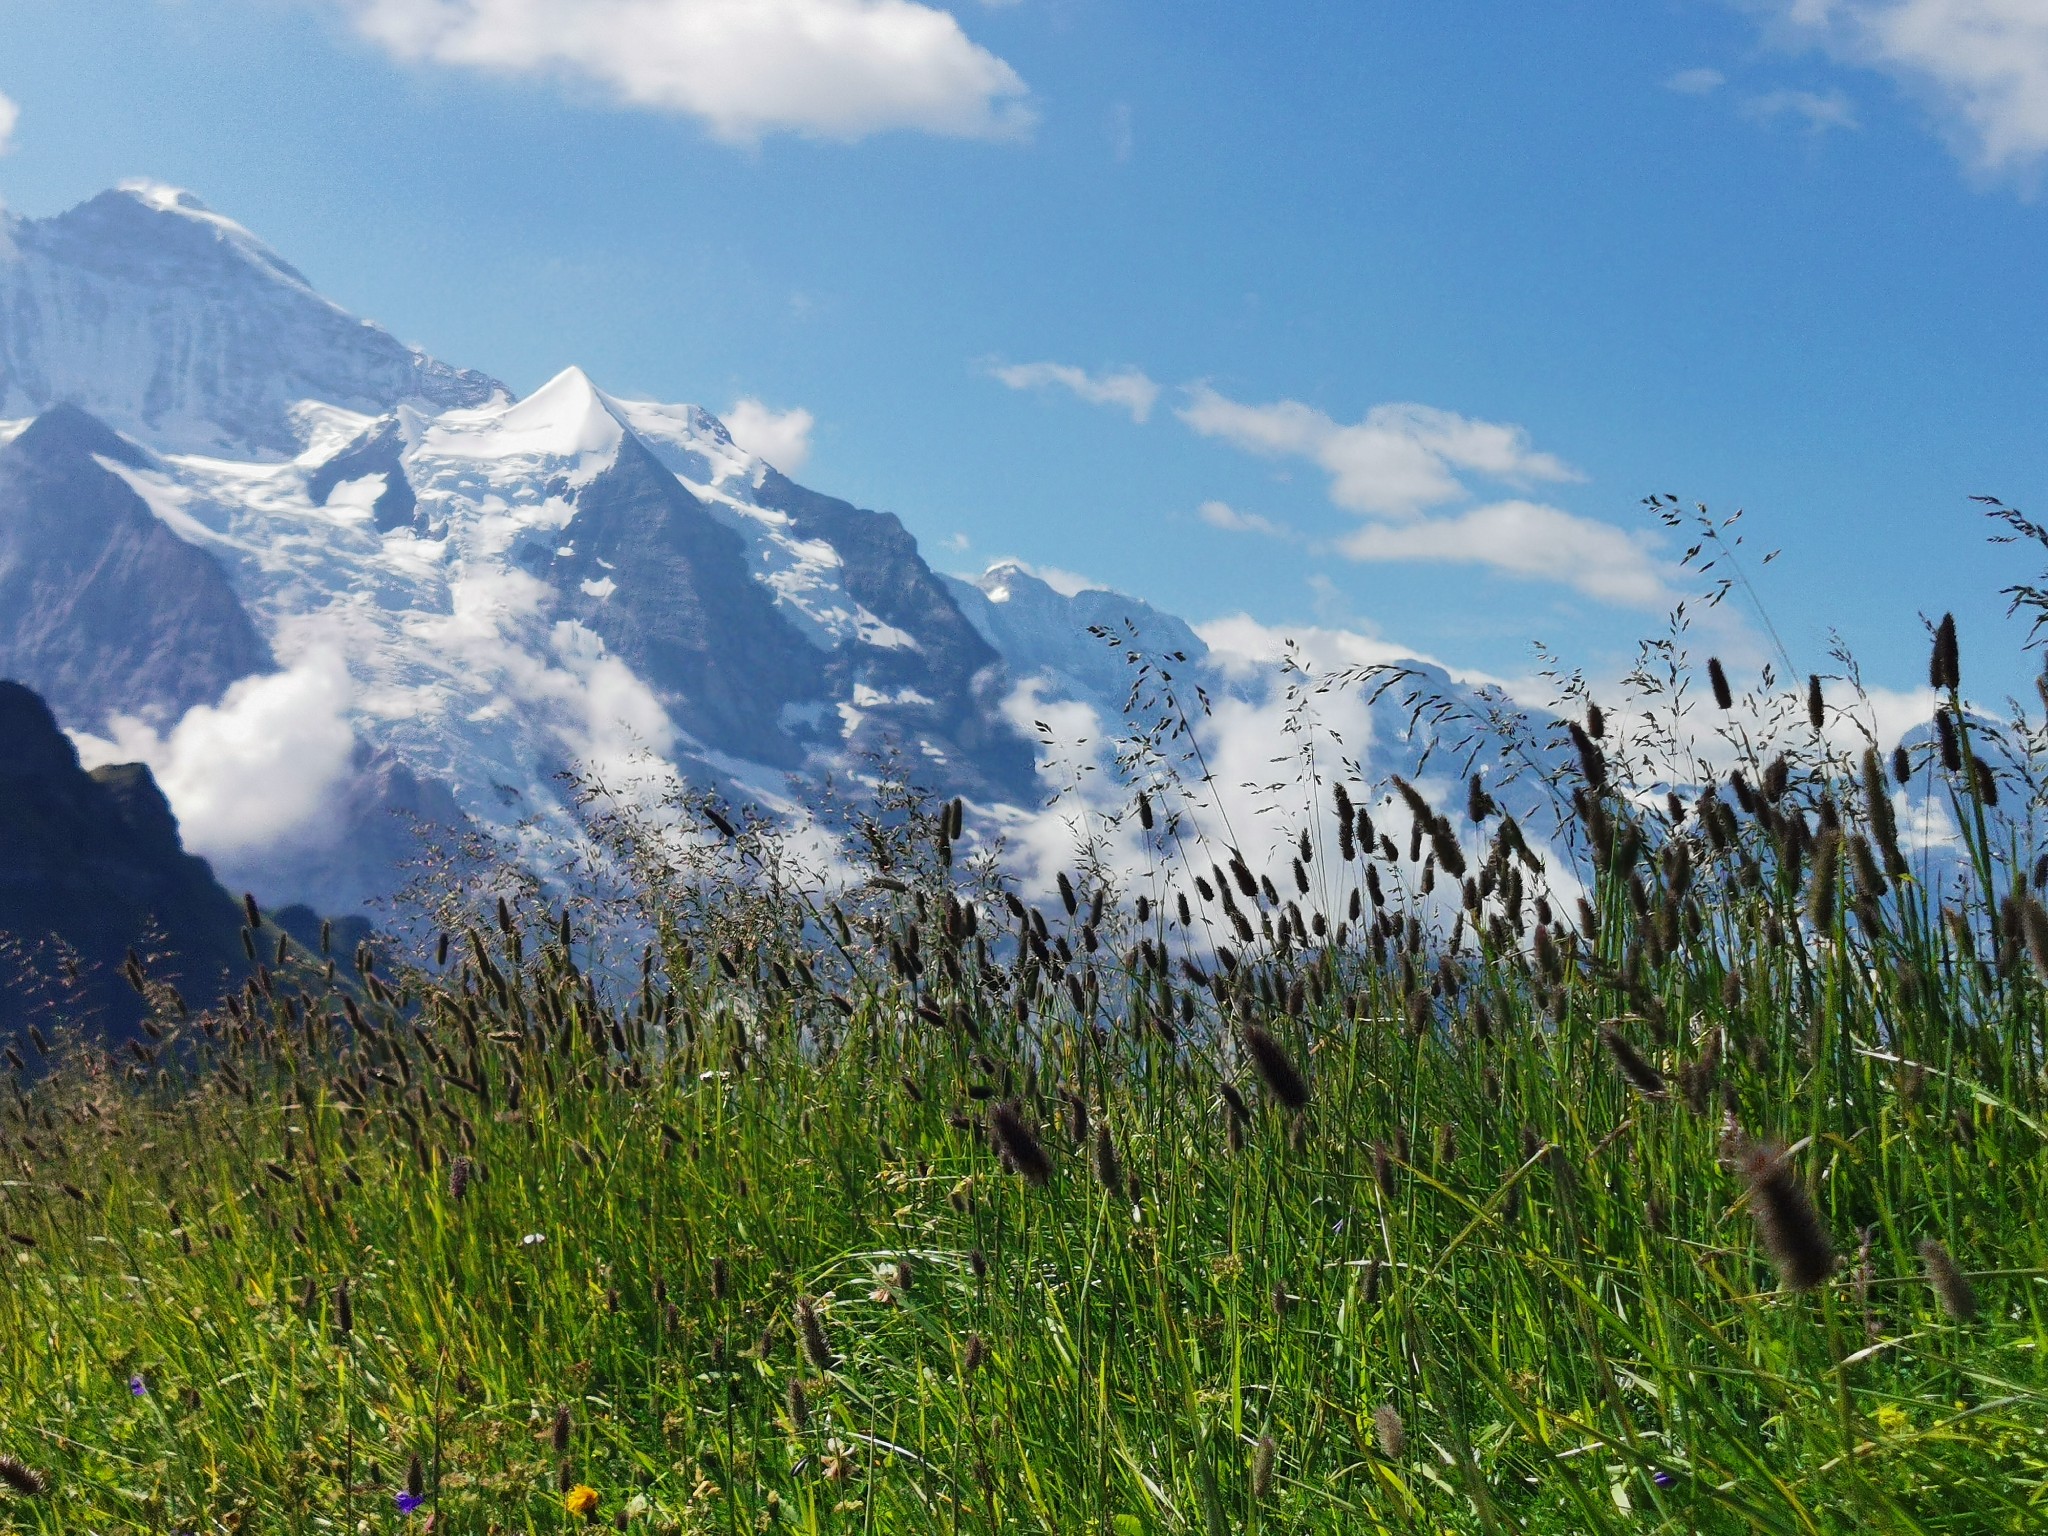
[2,0,2045,704]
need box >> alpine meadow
[4,3,2048,1534]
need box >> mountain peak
[421,365,625,474]
[0,182,506,456]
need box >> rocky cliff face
[0,402,273,728]
[0,681,250,1039]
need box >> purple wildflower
[396,1491,425,1515]
[128,1373,147,1397]
[1652,1469,1677,1489]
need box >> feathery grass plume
[786,1377,809,1432]
[988,1101,1053,1186]
[1931,612,1960,690]
[1242,1024,1310,1112]
[710,1255,730,1301]
[448,1154,473,1202]
[1092,1124,1126,1201]
[0,1455,48,1497]
[333,1279,353,1340]
[1136,789,1154,831]
[1568,721,1607,791]
[1064,1090,1089,1146]
[2022,895,2048,983]
[405,1452,424,1501]
[552,1404,573,1452]
[1919,1239,1978,1322]
[1806,831,1840,933]
[1733,1139,1834,1291]
[1848,833,1887,903]
[1808,673,1825,731]
[795,1294,835,1371]
[1252,1434,1277,1500]
[1600,1024,1667,1098]
[1936,708,1961,772]
[1892,744,1912,785]
[1862,747,1904,874]
[1708,656,1734,710]
[1586,700,1605,739]
[1372,1405,1406,1459]
[1372,1140,1396,1199]
[1971,756,1999,807]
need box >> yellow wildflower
[1874,1405,1909,1436]
[563,1483,600,1518]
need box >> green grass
[3,649,2048,1533]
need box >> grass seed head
[1736,1141,1835,1291]
[1919,1238,1978,1322]
[1372,1405,1406,1459]
[796,1294,835,1371]
[1252,1434,1277,1500]
[0,1455,48,1497]
[988,1101,1053,1186]
[786,1377,809,1432]
[1600,1025,1667,1098]
[1242,1025,1310,1112]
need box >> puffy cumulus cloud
[338,0,1034,143]
[1196,499,1289,538]
[1176,388,1581,519]
[1762,0,2048,176]
[989,361,1160,423]
[72,653,360,863]
[1341,499,1672,608]
[723,397,814,473]
[0,91,17,155]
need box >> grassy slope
[2,676,2047,1534]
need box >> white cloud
[1341,499,1672,608]
[72,653,361,864]
[1759,0,2048,175]
[1197,499,1289,538]
[1667,66,1728,94]
[1176,388,1581,519]
[990,360,1160,423]
[0,91,18,155]
[1742,85,1862,129]
[1196,612,1500,688]
[336,0,1034,143]
[984,557,1103,597]
[723,397,814,473]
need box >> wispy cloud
[0,91,18,155]
[1177,388,1580,519]
[1666,66,1728,94]
[1341,499,1670,608]
[990,361,1161,422]
[1742,85,1861,130]
[334,0,1034,143]
[723,397,814,473]
[1197,499,1290,538]
[1753,0,2048,178]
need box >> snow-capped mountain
[0,182,500,456]
[0,184,1042,912]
